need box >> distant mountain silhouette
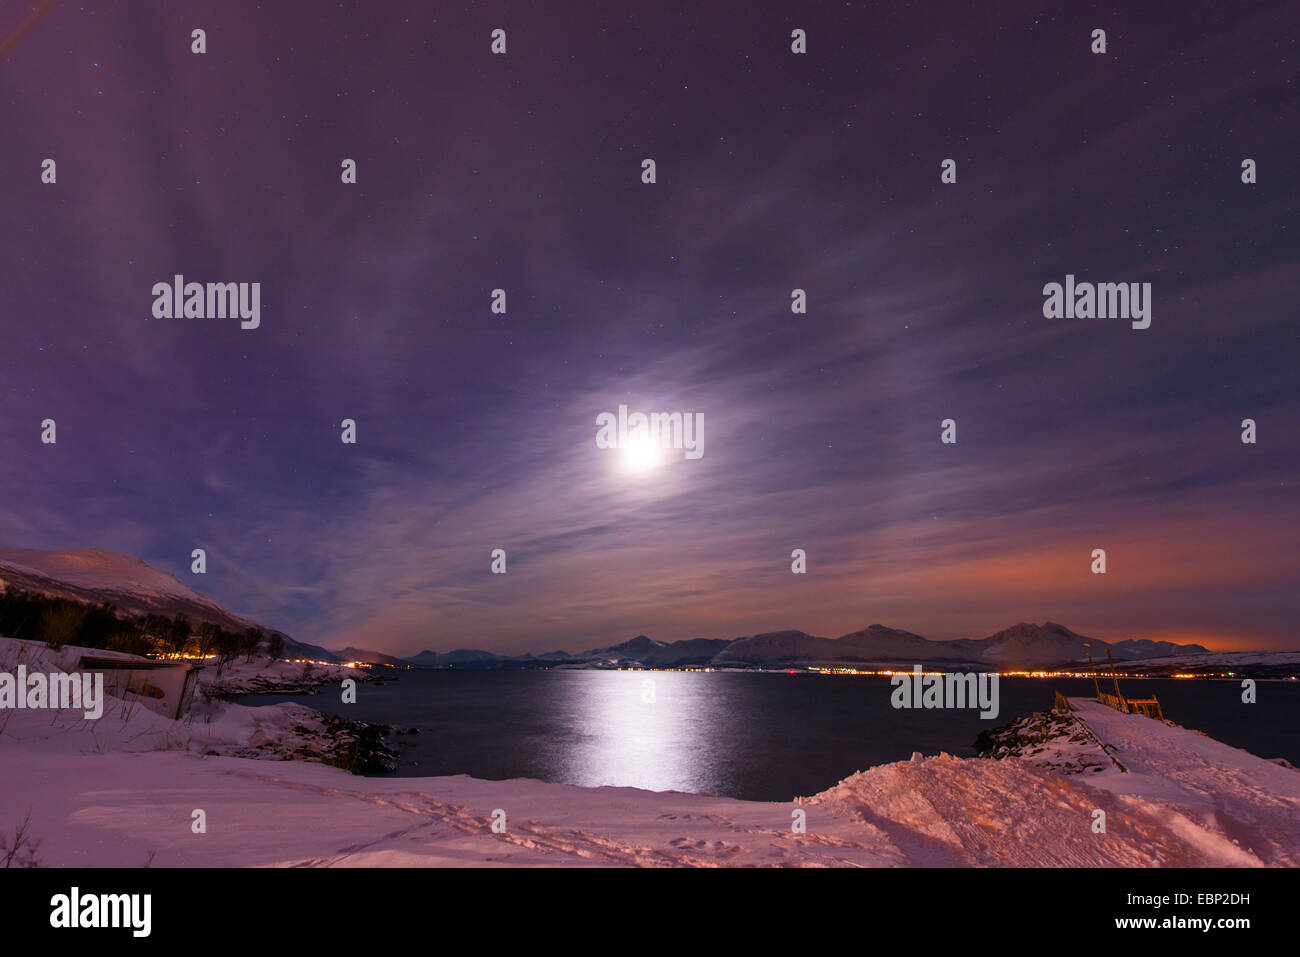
[0,546,1213,672]
[404,621,1211,670]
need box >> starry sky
[1,1,1296,655]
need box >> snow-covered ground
[0,639,393,780]
[1111,650,1300,673]
[197,655,370,696]
[3,637,1298,867]
[813,698,1300,866]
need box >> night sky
[2,2,1296,655]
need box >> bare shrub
[1,811,43,868]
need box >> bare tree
[242,627,264,663]
[168,616,192,656]
[1,811,42,868]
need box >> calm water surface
[239,670,1300,801]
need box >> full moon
[621,434,662,473]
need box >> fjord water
[240,670,1300,802]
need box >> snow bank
[0,637,393,773]
[197,655,370,696]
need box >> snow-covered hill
[1110,650,1300,677]
[0,547,257,632]
[0,546,334,661]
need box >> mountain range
[394,621,1211,671]
[1,547,1214,670]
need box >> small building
[77,652,202,720]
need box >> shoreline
[230,666,1300,794]
[3,638,1299,866]
[2,697,1297,867]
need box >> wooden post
[1084,644,1102,700]
[1105,648,1127,712]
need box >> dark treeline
[0,588,280,663]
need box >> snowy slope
[0,547,338,661]
[1067,698,1300,864]
[810,696,1300,867]
[0,547,258,633]
[1110,650,1300,676]
[960,621,1098,667]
